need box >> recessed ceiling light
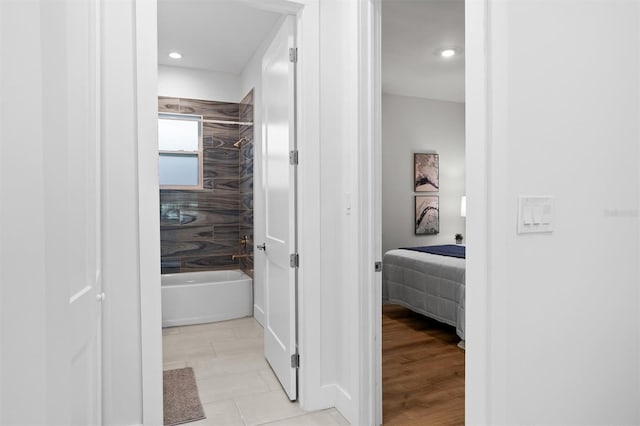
[169,52,182,59]
[440,49,456,58]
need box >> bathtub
[161,270,253,327]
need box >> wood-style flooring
[382,304,465,425]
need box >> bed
[382,245,466,340]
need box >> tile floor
[163,317,349,426]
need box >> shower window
[158,113,203,189]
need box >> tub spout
[232,254,252,260]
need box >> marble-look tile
[238,175,253,193]
[231,319,263,338]
[164,326,237,343]
[189,400,244,426]
[178,209,240,226]
[162,361,187,371]
[162,337,216,365]
[161,240,238,258]
[240,210,254,227]
[157,93,253,277]
[213,224,241,241]
[211,337,263,357]
[258,369,282,392]
[240,260,254,275]
[196,371,270,404]
[160,191,240,208]
[161,225,214,242]
[180,98,239,121]
[234,390,305,426]
[240,89,254,117]
[162,327,180,336]
[180,256,239,272]
[212,178,240,193]
[190,352,269,380]
[160,257,181,274]
[259,409,350,426]
[158,96,179,113]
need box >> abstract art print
[414,153,439,192]
[415,196,439,235]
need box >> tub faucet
[240,235,249,249]
[232,253,251,260]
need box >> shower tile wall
[238,90,254,276]
[159,96,241,274]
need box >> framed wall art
[415,195,439,235]
[414,153,439,192]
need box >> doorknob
[257,243,266,251]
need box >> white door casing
[64,0,102,423]
[261,15,298,401]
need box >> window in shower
[158,112,203,189]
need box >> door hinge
[290,253,299,268]
[374,261,383,272]
[289,150,299,165]
[289,47,298,63]
[291,353,300,368]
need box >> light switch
[523,206,534,225]
[532,205,543,224]
[518,196,554,234]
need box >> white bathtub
[161,270,253,327]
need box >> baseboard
[254,304,265,326]
[332,384,354,424]
[306,384,353,425]
[162,310,251,327]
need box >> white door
[261,16,298,401]
[65,0,102,423]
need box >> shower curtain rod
[159,115,253,126]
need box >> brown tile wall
[159,96,244,274]
[238,90,254,277]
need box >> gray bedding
[382,248,466,339]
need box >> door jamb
[358,0,490,424]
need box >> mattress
[382,248,466,339]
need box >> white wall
[478,1,640,424]
[382,94,465,254]
[158,64,241,103]
[319,0,360,421]
[0,3,49,424]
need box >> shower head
[233,137,247,148]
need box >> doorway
[379,0,466,423]
[155,0,316,422]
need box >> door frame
[136,0,325,422]
[357,0,490,424]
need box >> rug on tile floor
[163,367,206,426]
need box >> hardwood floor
[382,304,465,425]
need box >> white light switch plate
[518,196,554,234]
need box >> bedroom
[381,0,465,424]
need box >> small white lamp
[460,196,466,217]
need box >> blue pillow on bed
[400,244,465,259]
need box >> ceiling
[158,0,283,74]
[382,0,465,103]
[158,0,465,102]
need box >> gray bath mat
[163,367,206,426]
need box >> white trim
[292,0,332,412]
[253,304,265,326]
[357,0,382,424]
[135,1,163,425]
[465,0,490,423]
